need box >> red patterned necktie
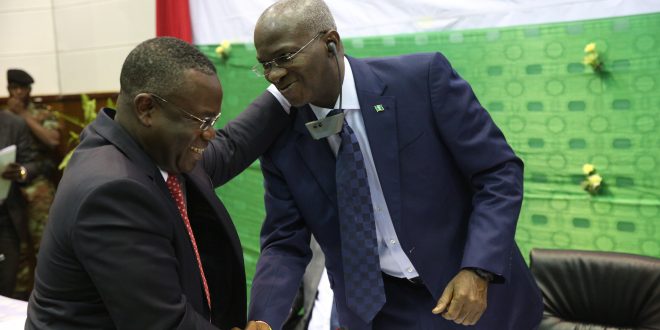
[166,173,212,313]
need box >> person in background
[26,37,287,329]
[5,68,60,299]
[247,0,543,329]
[0,107,38,298]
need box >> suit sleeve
[72,179,218,330]
[14,117,40,182]
[248,152,312,329]
[202,91,290,187]
[428,53,524,281]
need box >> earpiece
[327,41,337,56]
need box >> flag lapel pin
[374,104,385,112]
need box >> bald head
[253,0,344,108]
[256,0,336,39]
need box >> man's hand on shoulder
[432,268,489,326]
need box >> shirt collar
[159,169,168,181]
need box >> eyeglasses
[149,93,221,130]
[252,32,324,77]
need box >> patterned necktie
[166,174,212,313]
[328,109,385,322]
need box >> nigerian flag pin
[374,104,385,112]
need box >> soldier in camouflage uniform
[5,69,60,299]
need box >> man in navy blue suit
[247,0,543,329]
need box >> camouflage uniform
[14,102,59,299]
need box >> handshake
[231,320,271,330]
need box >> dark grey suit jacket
[0,110,38,244]
[26,91,287,329]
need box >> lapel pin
[374,104,385,112]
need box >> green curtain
[199,12,660,293]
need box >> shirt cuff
[468,268,495,282]
[267,84,291,114]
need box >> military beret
[7,69,34,86]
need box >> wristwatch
[470,268,494,282]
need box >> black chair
[530,248,660,330]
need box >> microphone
[305,40,344,140]
[328,41,342,112]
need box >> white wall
[0,0,155,98]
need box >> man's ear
[324,30,342,57]
[133,93,155,127]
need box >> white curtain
[189,0,660,45]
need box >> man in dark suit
[0,109,38,297]
[26,37,288,329]
[247,0,543,329]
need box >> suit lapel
[293,106,338,206]
[349,57,403,230]
[184,169,243,264]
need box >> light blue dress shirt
[309,57,419,279]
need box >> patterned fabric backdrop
[198,12,660,291]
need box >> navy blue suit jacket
[250,53,543,329]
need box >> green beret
[7,69,34,86]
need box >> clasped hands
[2,163,28,182]
[232,320,271,330]
[432,269,489,326]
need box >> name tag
[305,113,345,140]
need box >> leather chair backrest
[530,248,660,330]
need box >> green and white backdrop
[183,0,660,291]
